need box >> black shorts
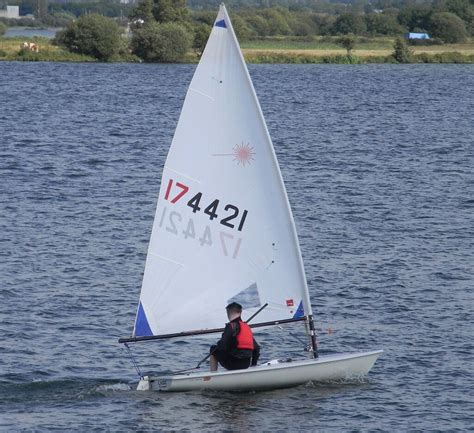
[210,345,251,371]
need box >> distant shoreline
[1,35,474,64]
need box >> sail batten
[132,4,312,339]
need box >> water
[1,62,473,431]
[4,27,61,39]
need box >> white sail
[133,5,312,337]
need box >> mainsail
[132,5,313,338]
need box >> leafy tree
[365,12,404,35]
[49,2,133,19]
[244,14,270,36]
[131,21,192,62]
[338,35,356,55]
[54,14,121,61]
[193,22,210,56]
[42,11,76,27]
[192,11,215,26]
[289,13,317,36]
[312,14,336,36]
[398,5,432,32]
[129,0,154,25]
[392,37,413,63]
[231,14,253,40]
[331,13,366,35]
[261,8,292,35]
[446,0,474,23]
[37,0,48,20]
[153,0,189,23]
[429,12,467,42]
[0,22,6,36]
[19,0,36,16]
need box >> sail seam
[164,167,202,184]
[189,87,215,101]
[148,252,184,266]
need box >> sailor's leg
[210,354,218,372]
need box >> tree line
[3,0,472,40]
[195,0,472,41]
[46,0,473,62]
[53,0,194,62]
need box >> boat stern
[137,375,174,391]
[137,376,152,391]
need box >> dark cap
[225,302,242,312]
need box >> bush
[393,37,414,63]
[414,51,474,63]
[429,12,467,43]
[54,14,121,61]
[324,54,361,64]
[432,51,472,63]
[408,38,443,46]
[131,21,191,62]
[0,22,6,36]
[338,35,356,55]
[15,47,96,62]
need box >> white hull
[137,350,383,392]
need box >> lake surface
[4,27,61,39]
[0,62,473,431]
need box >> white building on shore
[0,5,20,19]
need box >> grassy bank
[0,36,96,62]
[244,51,474,64]
[241,36,474,63]
[1,35,474,64]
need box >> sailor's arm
[216,323,234,351]
[251,339,260,365]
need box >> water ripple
[0,62,473,432]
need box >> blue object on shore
[405,32,430,39]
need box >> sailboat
[119,4,382,392]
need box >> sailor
[210,302,260,372]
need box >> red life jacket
[235,320,254,350]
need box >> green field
[241,36,474,63]
[0,36,96,62]
[1,35,474,63]
[241,36,474,56]
[241,36,396,51]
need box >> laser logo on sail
[212,142,255,166]
[233,143,255,166]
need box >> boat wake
[0,377,135,405]
[304,374,370,388]
[93,382,133,393]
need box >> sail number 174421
[164,179,248,232]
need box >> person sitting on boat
[210,302,260,372]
